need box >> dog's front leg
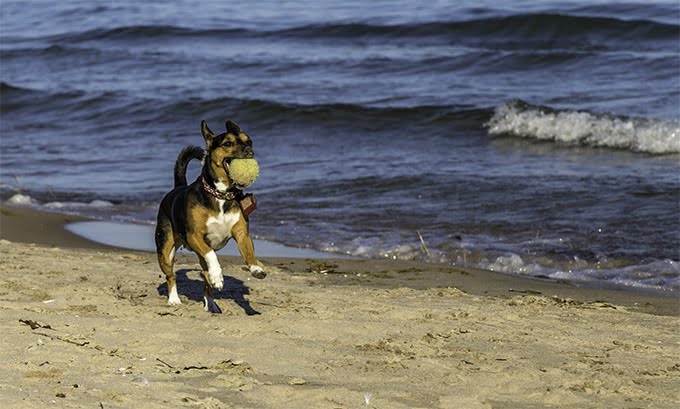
[198,258,222,313]
[187,236,225,291]
[232,218,266,279]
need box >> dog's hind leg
[199,258,222,314]
[155,218,181,305]
[165,246,181,305]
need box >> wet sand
[0,205,678,408]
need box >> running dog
[155,120,265,313]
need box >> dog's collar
[201,175,239,201]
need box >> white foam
[7,193,33,205]
[486,101,680,154]
[480,253,544,275]
[4,194,115,210]
[479,252,679,293]
[44,199,114,209]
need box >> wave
[568,3,680,26]
[0,82,77,114]
[0,81,35,93]
[0,44,104,59]
[46,25,246,44]
[0,81,489,130]
[4,81,678,155]
[50,25,248,43]
[154,96,494,136]
[43,13,677,50]
[479,252,679,293]
[486,100,680,154]
[282,13,676,42]
[0,81,111,119]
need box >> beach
[0,205,678,409]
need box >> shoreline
[0,204,114,250]
[1,204,679,408]
[1,203,677,316]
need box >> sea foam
[5,193,114,210]
[486,100,680,154]
[7,194,33,205]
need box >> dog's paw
[207,267,224,290]
[204,251,224,290]
[167,297,182,306]
[249,264,266,280]
[203,296,222,314]
[168,287,182,305]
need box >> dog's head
[201,120,254,184]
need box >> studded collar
[201,175,239,201]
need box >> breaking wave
[486,100,680,154]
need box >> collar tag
[239,194,257,216]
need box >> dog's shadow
[157,269,260,315]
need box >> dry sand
[0,205,679,408]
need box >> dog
[155,120,265,313]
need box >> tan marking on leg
[156,223,180,305]
[186,208,224,291]
[232,216,266,279]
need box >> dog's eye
[223,142,233,147]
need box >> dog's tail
[174,145,204,188]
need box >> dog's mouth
[221,157,241,174]
[222,153,253,171]
[222,158,233,176]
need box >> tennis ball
[228,158,259,188]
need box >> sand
[0,205,679,408]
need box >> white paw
[205,251,224,290]
[249,264,266,279]
[203,296,222,314]
[167,297,182,306]
[249,265,264,274]
[208,266,224,290]
[168,286,182,305]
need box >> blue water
[65,221,340,259]
[1,0,679,293]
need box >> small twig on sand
[156,357,175,369]
[34,332,89,347]
[19,319,53,330]
[416,230,430,256]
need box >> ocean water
[1,0,679,293]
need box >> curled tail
[174,145,204,188]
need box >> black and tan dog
[155,120,265,313]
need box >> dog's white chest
[205,202,240,249]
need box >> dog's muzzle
[222,150,254,171]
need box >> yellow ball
[228,158,259,187]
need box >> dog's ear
[226,120,241,135]
[201,120,215,145]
